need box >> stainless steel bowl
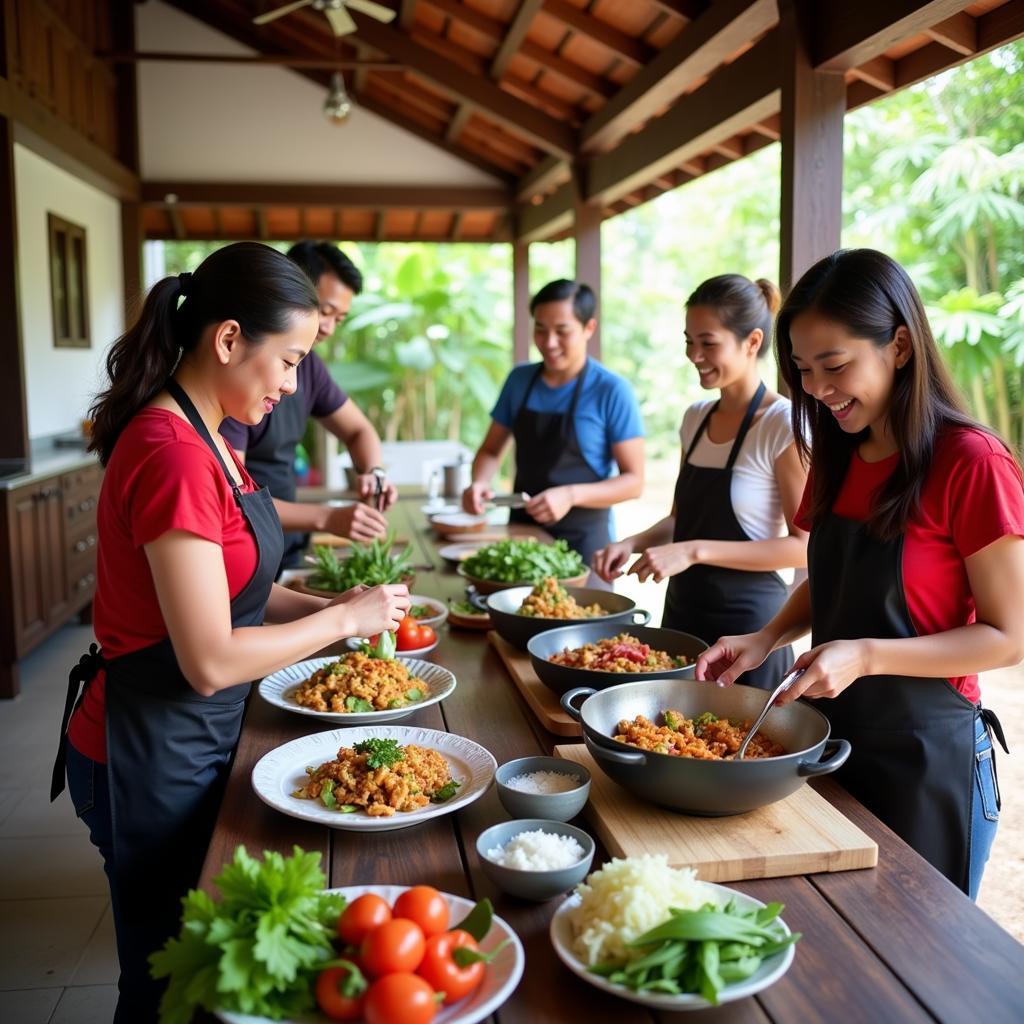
[487,586,651,651]
[561,677,850,816]
[527,623,707,696]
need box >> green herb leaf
[430,779,461,803]
[461,538,584,584]
[319,779,337,809]
[344,695,374,713]
[352,738,405,770]
[453,897,493,941]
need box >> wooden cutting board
[489,632,581,738]
[554,744,878,882]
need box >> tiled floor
[0,623,118,1024]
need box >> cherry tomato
[338,893,392,945]
[364,972,438,1024]
[395,616,425,650]
[393,886,449,937]
[361,918,427,977]
[417,929,484,1005]
[315,964,367,1021]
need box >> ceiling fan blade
[252,0,314,26]
[345,0,397,23]
[325,5,358,35]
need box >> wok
[527,623,707,696]
[487,586,651,651]
[560,677,851,816]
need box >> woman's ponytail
[89,276,183,465]
[686,274,780,359]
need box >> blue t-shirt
[491,360,644,479]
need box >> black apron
[807,509,1007,892]
[51,379,283,1020]
[508,360,611,567]
[243,387,309,571]
[663,382,791,690]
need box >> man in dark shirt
[221,242,397,571]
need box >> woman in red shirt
[50,243,410,1023]
[696,249,1024,898]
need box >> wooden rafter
[99,51,404,69]
[445,105,472,143]
[925,12,978,55]
[400,0,417,30]
[648,0,710,18]
[450,210,464,240]
[141,182,512,208]
[541,0,655,66]
[849,55,896,91]
[516,154,569,202]
[490,0,544,81]
[579,0,777,154]
[519,40,617,99]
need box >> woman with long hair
[50,242,410,1021]
[697,249,1023,896]
[594,275,808,689]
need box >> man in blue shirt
[463,279,645,567]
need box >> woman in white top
[593,275,808,689]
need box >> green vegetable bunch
[149,846,346,1024]
[461,538,585,583]
[589,900,800,1005]
[307,531,411,591]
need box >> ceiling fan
[253,0,396,38]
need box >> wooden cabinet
[0,462,101,698]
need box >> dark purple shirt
[219,349,348,451]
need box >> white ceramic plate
[439,541,490,563]
[549,882,796,1010]
[431,512,487,530]
[344,635,440,657]
[409,594,448,628]
[215,883,525,1024]
[251,725,496,832]
[258,657,455,724]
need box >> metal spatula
[736,669,805,760]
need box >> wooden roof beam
[515,154,570,203]
[450,211,464,240]
[520,40,617,99]
[814,0,974,71]
[349,9,575,158]
[141,182,512,209]
[515,182,573,243]
[446,104,472,143]
[586,31,780,206]
[541,0,656,66]
[924,12,978,55]
[491,0,544,81]
[648,0,710,19]
[849,55,896,92]
[580,0,777,154]
[400,0,417,30]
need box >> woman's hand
[335,584,410,638]
[323,502,388,543]
[462,481,493,515]
[325,585,368,607]
[627,542,698,583]
[593,539,636,581]
[777,640,869,704]
[695,630,775,687]
[524,486,573,525]
[354,473,398,512]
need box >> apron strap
[50,644,104,801]
[684,403,718,463]
[165,378,245,506]
[725,381,767,470]
[980,705,1010,754]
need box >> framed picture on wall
[48,213,90,349]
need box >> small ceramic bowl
[430,512,487,537]
[476,819,595,902]
[495,756,591,822]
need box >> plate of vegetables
[346,616,439,657]
[408,595,448,629]
[152,846,524,1024]
[296,534,414,595]
[447,599,491,631]
[457,539,589,594]
[259,632,455,724]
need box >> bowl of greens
[457,538,589,594]
[295,533,414,595]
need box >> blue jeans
[66,742,167,1024]
[968,714,1000,900]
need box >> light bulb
[323,72,352,124]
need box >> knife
[489,492,529,509]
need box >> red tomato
[395,616,425,650]
[364,972,438,1024]
[416,624,437,646]
[417,929,484,1005]
[393,886,449,937]
[361,918,427,977]
[338,893,392,946]
[315,965,367,1021]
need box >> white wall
[14,145,124,440]
[137,1,501,186]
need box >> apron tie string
[50,644,105,802]
[979,706,1009,755]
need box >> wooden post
[121,200,143,324]
[0,113,28,463]
[572,162,601,358]
[778,0,846,296]
[512,239,531,364]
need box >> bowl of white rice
[495,755,591,822]
[476,819,595,901]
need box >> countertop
[0,445,99,490]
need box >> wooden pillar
[113,0,140,327]
[121,200,143,324]
[778,0,846,296]
[512,239,531,364]
[572,162,601,358]
[0,113,28,463]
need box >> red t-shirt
[67,409,261,763]
[796,427,1024,702]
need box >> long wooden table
[200,497,1024,1023]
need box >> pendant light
[323,72,352,124]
